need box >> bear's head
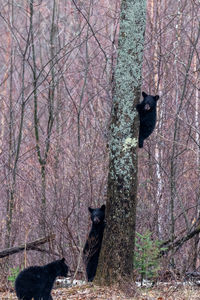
[88,204,106,225]
[142,91,159,111]
[57,258,69,277]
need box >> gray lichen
[123,137,138,152]
[109,0,147,192]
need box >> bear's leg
[39,292,52,300]
[86,263,96,282]
[16,292,32,300]
[139,135,144,148]
[86,255,98,282]
[35,295,52,300]
[39,286,54,300]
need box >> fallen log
[0,234,56,258]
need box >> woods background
[0,0,200,281]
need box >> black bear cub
[83,204,106,282]
[136,91,159,148]
[15,258,68,300]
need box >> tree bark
[30,0,57,234]
[5,0,30,249]
[94,0,147,285]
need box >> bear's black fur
[83,204,106,282]
[15,258,68,300]
[136,91,159,148]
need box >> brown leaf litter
[1,283,200,299]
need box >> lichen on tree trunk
[94,0,147,285]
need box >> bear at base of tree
[83,204,106,282]
[136,91,159,148]
[15,258,68,300]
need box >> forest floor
[1,283,200,300]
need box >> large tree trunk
[95,0,147,286]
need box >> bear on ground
[136,91,159,148]
[15,258,68,300]
[83,204,106,282]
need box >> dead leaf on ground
[1,283,200,299]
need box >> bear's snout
[144,104,151,110]
[93,216,100,224]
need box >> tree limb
[0,234,55,258]
[161,225,200,255]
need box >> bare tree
[95,0,147,285]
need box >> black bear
[15,258,68,300]
[83,204,106,282]
[136,91,159,148]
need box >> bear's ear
[101,204,106,211]
[61,257,65,262]
[88,207,93,213]
[155,95,159,101]
[142,91,148,98]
